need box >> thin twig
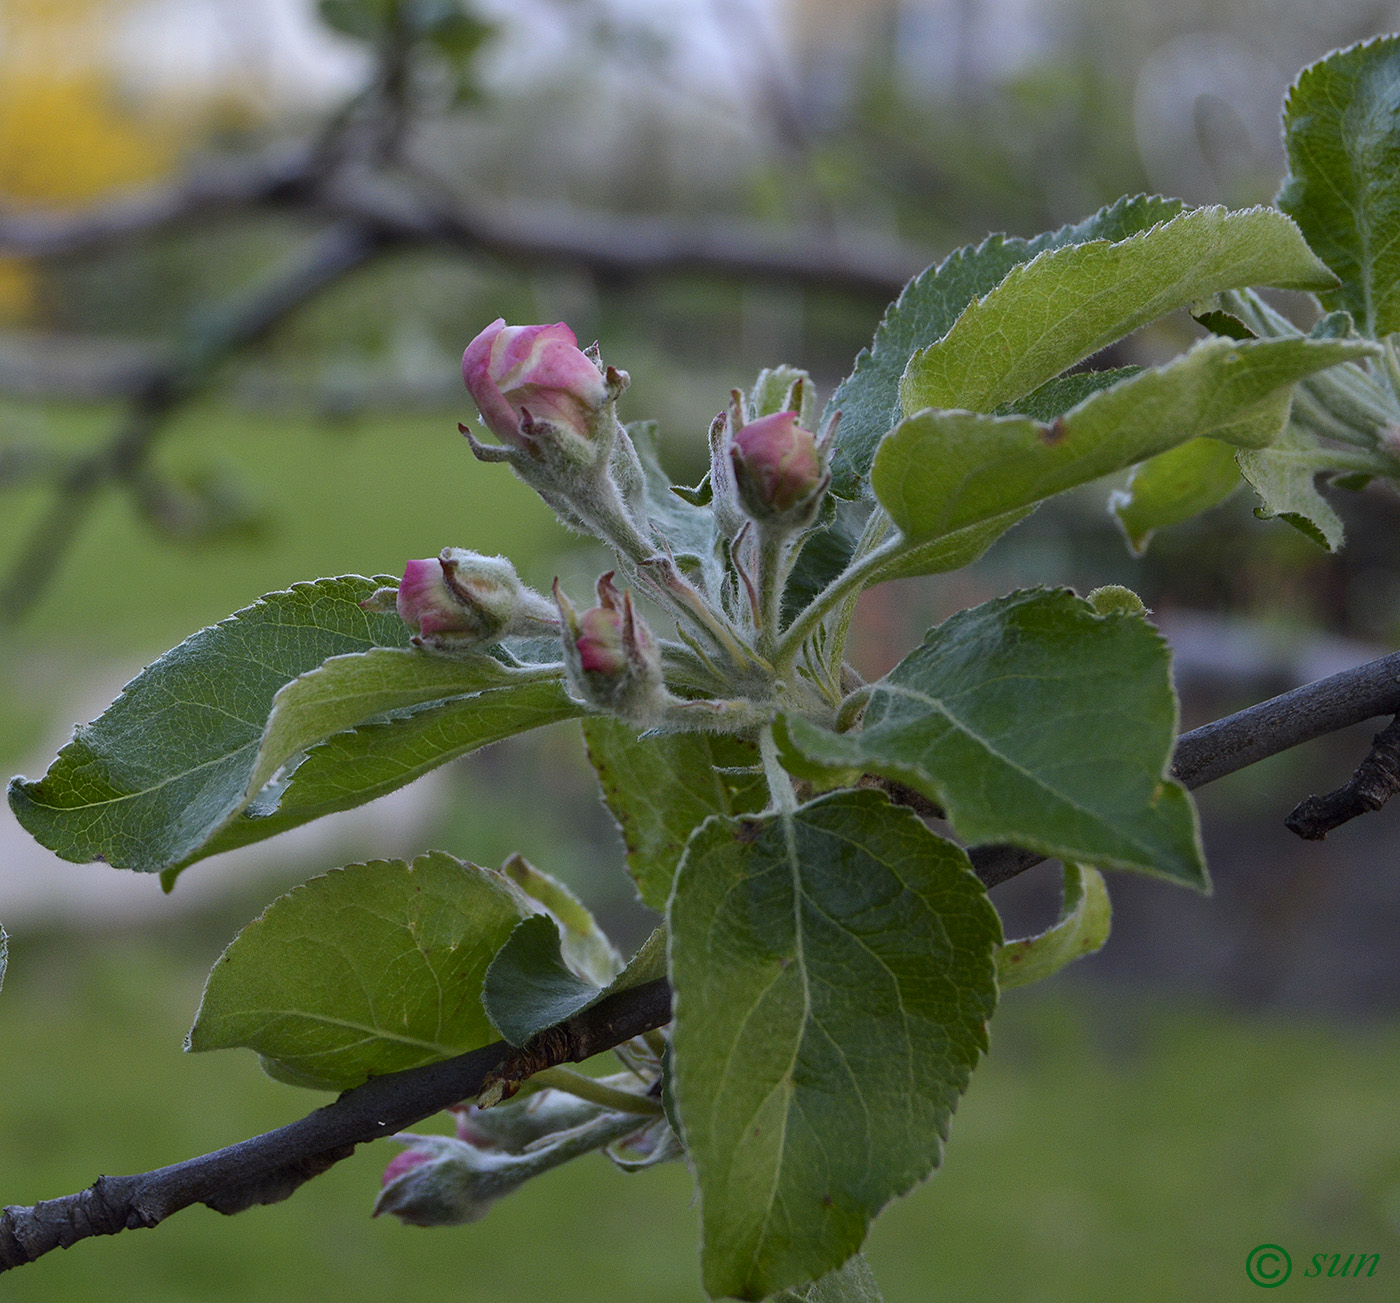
[0,979,672,1272]
[1284,713,1400,840]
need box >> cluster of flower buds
[363,549,557,654]
[554,572,670,724]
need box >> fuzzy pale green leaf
[875,336,1368,547]
[163,679,583,887]
[250,647,550,802]
[996,864,1111,991]
[778,589,1207,889]
[1109,438,1244,555]
[1237,422,1346,550]
[1277,37,1400,338]
[900,206,1338,418]
[824,195,1185,496]
[669,791,1000,1300]
[188,851,531,1090]
[583,719,767,911]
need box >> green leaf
[169,678,583,884]
[777,589,1207,889]
[252,648,555,814]
[8,577,407,873]
[771,1254,884,1302]
[861,508,1034,585]
[1109,437,1244,555]
[991,367,1142,420]
[483,914,599,1046]
[899,206,1338,418]
[1237,423,1346,550]
[824,194,1185,496]
[187,851,531,1091]
[499,852,622,986]
[875,336,1370,546]
[483,919,669,1047]
[1277,37,1400,338]
[669,790,1000,1300]
[583,719,768,911]
[996,864,1111,991]
[9,577,583,880]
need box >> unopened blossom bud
[373,1132,527,1227]
[730,410,827,525]
[374,1104,649,1226]
[461,319,616,465]
[555,572,669,724]
[368,549,556,654]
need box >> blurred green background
[3,0,1400,1298]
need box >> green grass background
[1,400,1398,1300]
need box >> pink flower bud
[730,410,825,521]
[383,549,556,653]
[373,1133,520,1227]
[554,572,668,723]
[462,319,609,454]
[576,605,628,676]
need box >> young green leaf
[165,679,583,885]
[991,367,1142,421]
[1237,423,1346,550]
[482,914,599,1045]
[874,336,1371,547]
[900,206,1338,418]
[771,1254,884,1302]
[778,589,1207,889]
[187,852,531,1090]
[483,918,668,1047]
[250,648,554,802]
[499,852,622,986]
[583,719,767,911]
[9,577,582,878]
[630,420,719,579]
[1109,437,1244,555]
[824,194,1184,496]
[8,577,406,872]
[1277,36,1400,338]
[669,790,1000,1300]
[996,864,1111,991]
